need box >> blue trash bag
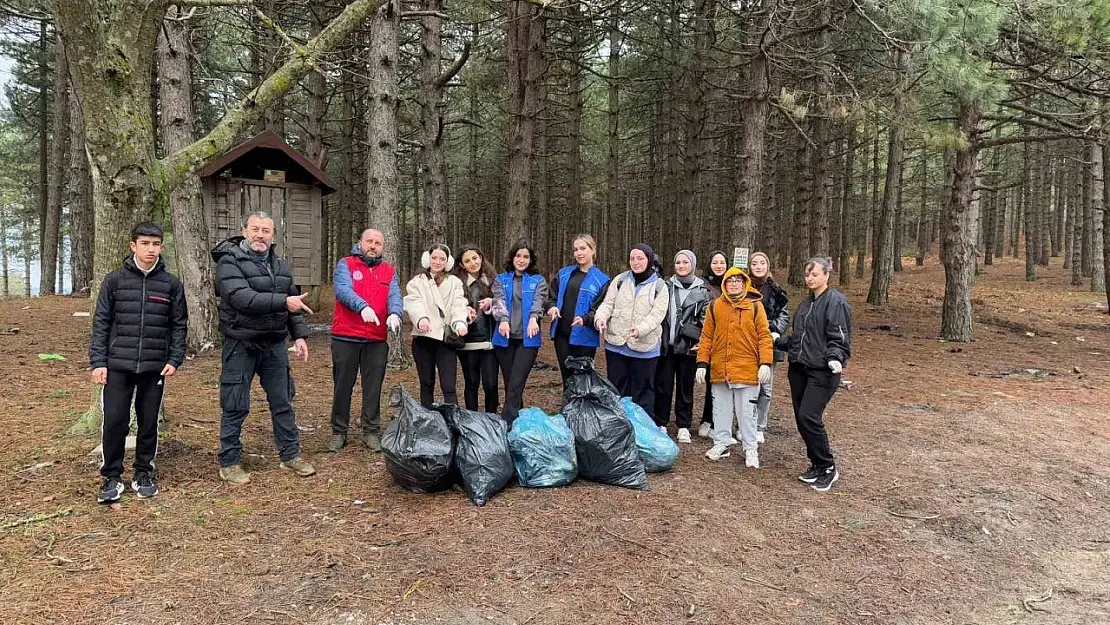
[507,407,578,488]
[621,397,680,473]
[561,357,648,490]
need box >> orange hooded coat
[696,267,774,385]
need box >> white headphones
[421,245,455,272]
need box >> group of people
[89,211,852,505]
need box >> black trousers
[700,368,713,425]
[458,348,500,413]
[330,338,389,435]
[495,339,538,426]
[412,336,459,408]
[653,351,697,428]
[101,370,164,478]
[554,334,597,385]
[605,349,659,420]
[787,363,839,469]
[219,339,300,467]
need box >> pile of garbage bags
[383,358,682,503]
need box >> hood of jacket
[212,235,256,263]
[720,267,763,307]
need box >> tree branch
[979,133,1074,149]
[173,0,250,6]
[159,0,382,190]
[434,38,471,89]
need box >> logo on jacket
[352,270,363,281]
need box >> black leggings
[411,336,458,408]
[495,339,538,426]
[554,334,597,385]
[458,349,499,413]
[787,363,839,469]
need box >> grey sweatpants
[711,383,760,451]
[756,366,775,432]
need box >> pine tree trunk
[23,217,33,297]
[605,6,621,260]
[855,133,872,279]
[158,9,218,351]
[36,21,48,259]
[893,159,904,272]
[867,93,904,306]
[1102,129,1110,308]
[41,37,69,296]
[940,100,980,342]
[788,134,809,286]
[257,0,285,135]
[69,87,93,295]
[1,205,8,297]
[1083,140,1095,276]
[420,0,448,244]
[504,0,546,247]
[1024,142,1036,281]
[839,128,855,286]
[916,148,928,266]
[567,3,584,230]
[731,6,770,252]
[366,0,408,367]
[1092,141,1106,292]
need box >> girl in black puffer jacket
[453,245,500,413]
[748,252,789,442]
[697,250,729,438]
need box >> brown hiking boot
[361,432,381,452]
[279,456,316,477]
[327,434,346,452]
[218,464,251,485]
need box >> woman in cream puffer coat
[593,243,670,420]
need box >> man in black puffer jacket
[89,222,188,504]
[212,211,315,485]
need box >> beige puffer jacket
[594,272,670,353]
[404,273,469,341]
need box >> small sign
[732,247,750,270]
[263,169,286,183]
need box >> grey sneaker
[97,476,125,504]
[131,473,159,499]
[218,464,251,485]
[361,432,381,452]
[279,456,316,477]
[327,434,346,452]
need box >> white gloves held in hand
[828,360,843,374]
[361,306,380,325]
[757,364,772,385]
[695,368,707,385]
[771,332,780,343]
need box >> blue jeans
[218,338,300,467]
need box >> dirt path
[0,256,1107,625]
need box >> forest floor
[0,255,1108,625]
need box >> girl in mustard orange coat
[695,267,774,467]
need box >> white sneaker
[705,443,731,461]
[756,431,765,444]
[697,422,712,438]
[745,448,760,469]
[677,428,692,444]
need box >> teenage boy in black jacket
[89,222,188,503]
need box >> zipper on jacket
[136,275,147,373]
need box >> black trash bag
[437,405,515,506]
[561,357,648,490]
[381,387,456,493]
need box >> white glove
[695,368,707,385]
[360,306,380,325]
[828,360,843,374]
[386,314,401,333]
[757,364,772,385]
[771,332,780,342]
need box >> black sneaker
[97,477,125,504]
[131,473,159,499]
[810,467,839,492]
[798,466,823,483]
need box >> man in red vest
[329,228,403,452]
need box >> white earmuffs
[421,245,455,272]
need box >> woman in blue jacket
[492,239,548,426]
[544,234,609,386]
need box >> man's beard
[250,240,269,252]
